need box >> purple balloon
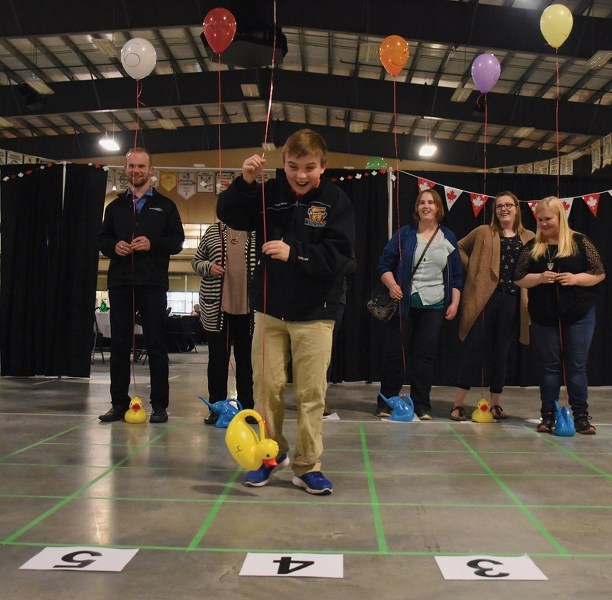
[471,53,501,94]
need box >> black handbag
[367,226,439,322]
[367,286,398,322]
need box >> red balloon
[203,8,237,55]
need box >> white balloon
[121,38,157,80]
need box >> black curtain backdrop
[1,163,107,377]
[324,169,612,386]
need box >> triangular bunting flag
[582,193,600,217]
[527,200,539,218]
[559,197,574,218]
[444,186,463,211]
[469,192,488,218]
[417,177,436,192]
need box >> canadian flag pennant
[559,197,574,218]
[444,186,463,211]
[527,200,539,218]
[582,193,600,217]
[417,177,436,192]
[469,192,488,218]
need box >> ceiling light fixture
[26,78,54,95]
[584,50,612,70]
[349,122,364,134]
[241,83,259,97]
[91,36,120,59]
[451,87,472,102]
[0,116,13,128]
[99,132,120,152]
[514,126,535,138]
[418,142,438,158]
[158,118,177,130]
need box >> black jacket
[217,175,355,321]
[99,188,185,289]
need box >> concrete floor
[1,347,611,599]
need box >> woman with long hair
[450,191,535,421]
[514,197,605,434]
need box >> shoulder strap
[411,225,440,278]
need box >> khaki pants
[252,312,334,476]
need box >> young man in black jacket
[217,129,355,494]
[98,147,185,423]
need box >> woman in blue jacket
[376,188,462,419]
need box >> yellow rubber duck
[471,398,495,423]
[225,409,280,470]
[124,396,148,424]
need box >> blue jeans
[531,307,595,417]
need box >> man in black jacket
[98,147,185,423]
[217,129,355,494]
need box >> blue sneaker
[244,453,290,487]
[291,471,333,495]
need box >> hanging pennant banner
[160,170,177,192]
[215,171,234,195]
[602,133,611,168]
[469,192,488,218]
[527,200,539,218]
[582,193,600,217]
[417,177,436,191]
[516,164,533,174]
[534,160,549,175]
[443,186,463,211]
[560,156,573,176]
[197,172,214,193]
[559,197,574,217]
[177,181,196,200]
[591,140,601,173]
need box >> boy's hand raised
[242,154,266,184]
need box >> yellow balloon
[540,4,573,49]
[225,409,279,470]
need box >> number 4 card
[240,553,343,578]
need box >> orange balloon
[379,35,409,77]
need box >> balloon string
[483,94,488,197]
[133,79,143,148]
[555,49,560,196]
[259,0,278,438]
[217,53,223,174]
[555,285,570,407]
[390,78,407,380]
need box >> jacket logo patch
[305,206,327,227]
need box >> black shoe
[574,414,596,435]
[204,411,219,425]
[150,408,168,423]
[99,406,126,422]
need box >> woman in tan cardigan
[450,192,535,421]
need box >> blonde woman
[514,197,605,434]
[451,192,534,421]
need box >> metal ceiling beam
[1,0,608,60]
[0,70,607,137]
[0,119,562,170]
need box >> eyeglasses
[495,203,516,210]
